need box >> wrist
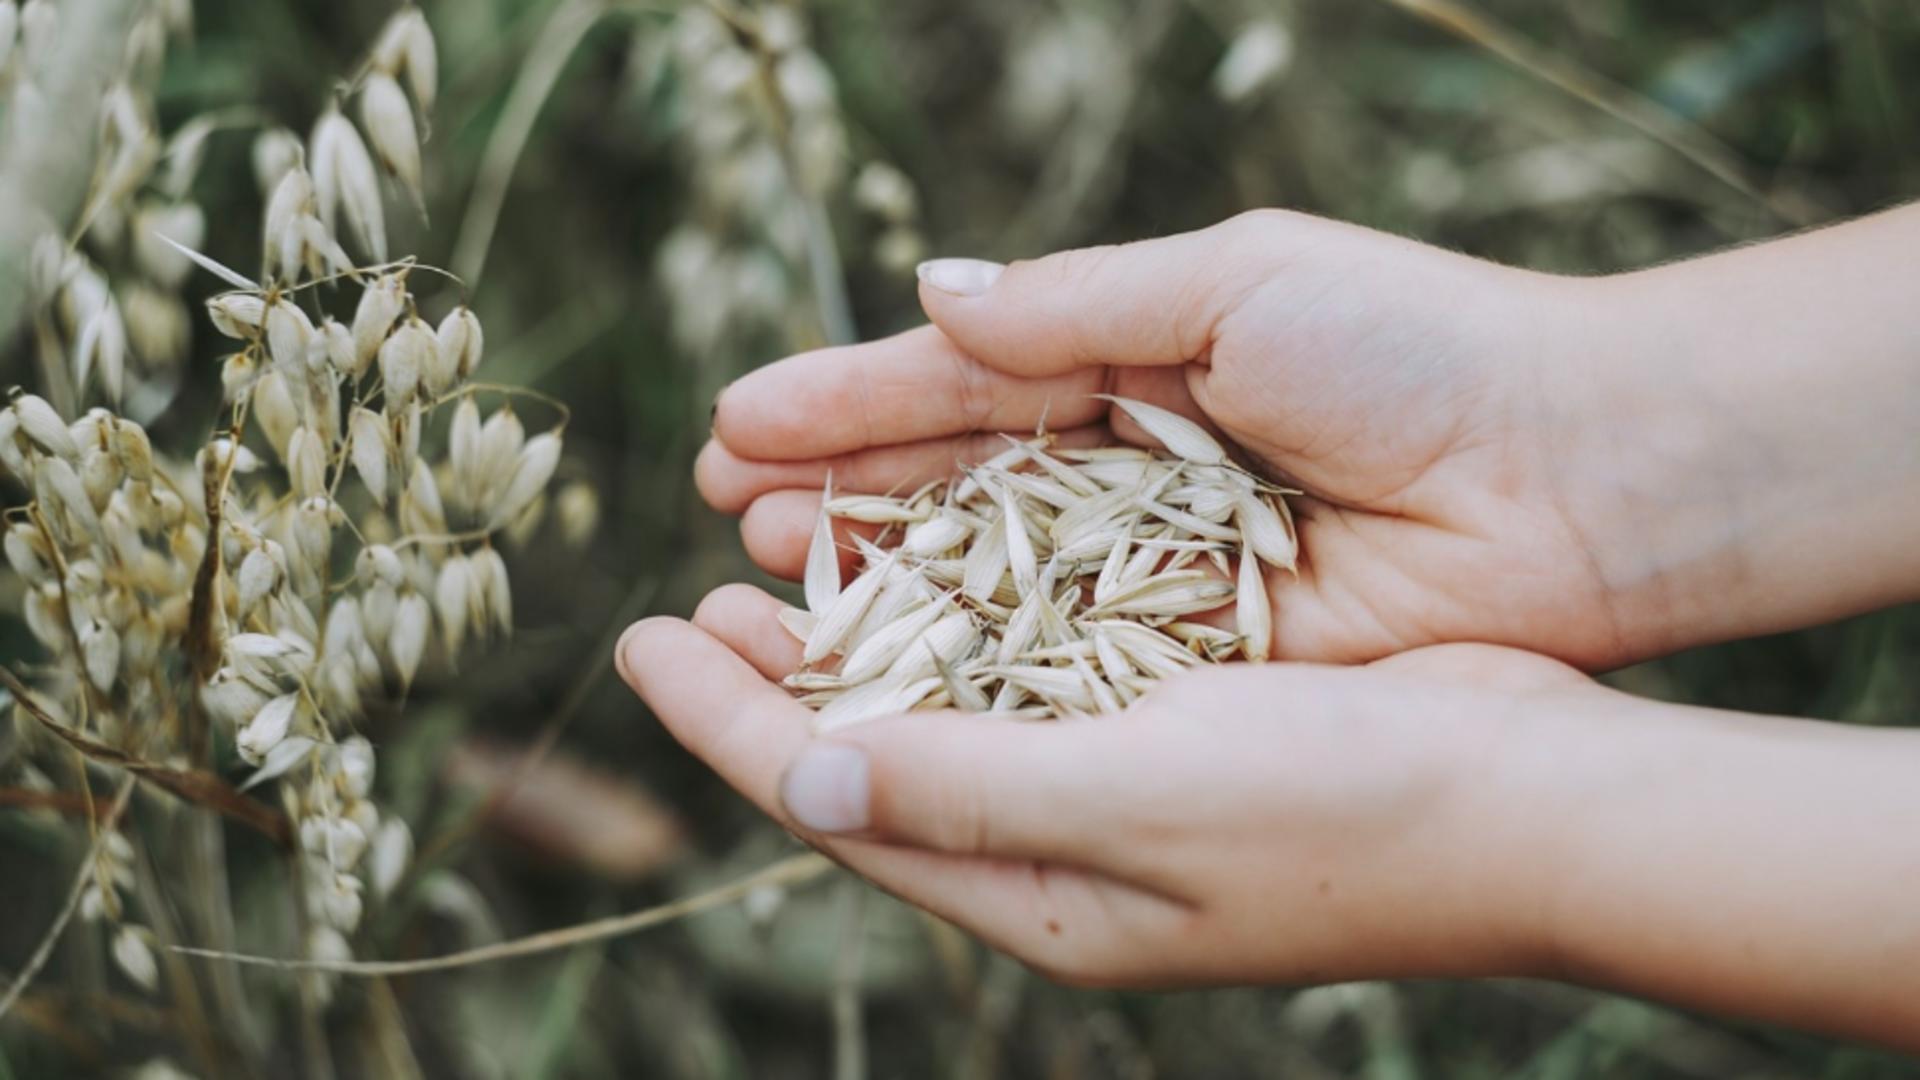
[1341,662,1621,981]
[1523,266,1816,659]
[1460,677,1651,981]
[1536,221,1920,658]
[1534,270,1749,658]
[1494,690,1920,1046]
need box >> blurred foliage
[4,0,1920,1076]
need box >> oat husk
[787,398,1298,730]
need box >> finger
[690,583,804,681]
[739,490,878,582]
[724,399,1192,581]
[697,423,1112,516]
[712,324,1106,462]
[776,714,1116,866]
[913,213,1283,377]
[1108,365,1219,449]
[674,587,1172,879]
[617,614,1185,973]
[717,371,1215,582]
[687,584,1167,880]
[615,616,815,805]
[613,616,1016,909]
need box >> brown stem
[170,853,835,976]
[0,775,136,1022]
[1,665,293,847]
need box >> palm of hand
[1177,266,1621,667]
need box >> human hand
[699,210,1639,667]
[618,582,1584,987]
[619,585,1920,1048]
[699,208,1920,669]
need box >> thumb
[778,712,1119,865]
[913,212,1282,377]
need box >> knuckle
[938,777,996,855]
[1223,206,1299,238]
[1054,244,1116,282]
[1012,246,1113,293]
[1215,209,1312,283]
[826,447,871,489]
[947,350,992,430]
[863,739,993,854]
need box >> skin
[622,205,1920,1049]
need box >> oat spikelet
[359,72,422,202]
[1093,394,1228,466]
[804,471,840,616]
[1237,551,1272,663]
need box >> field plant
[2,0,1918,1077]
[0,2,576,1074]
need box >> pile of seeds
[781,396,1298,730]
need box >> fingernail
[780,743,869,833]
[710,380,731,427]
[614,622,646,684]
[916,258,1004,297]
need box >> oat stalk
[0,774,136,1023]
[169,852,835,975]
[1,665,293,845]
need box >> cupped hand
[698,210,1646,668]
[616,584,1600,988]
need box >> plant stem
[830,880,869,1080]
[0,776,135,1023]
[168,853,834,975]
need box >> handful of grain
[783,396,1298,730]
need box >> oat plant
[0,4,567,1070]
